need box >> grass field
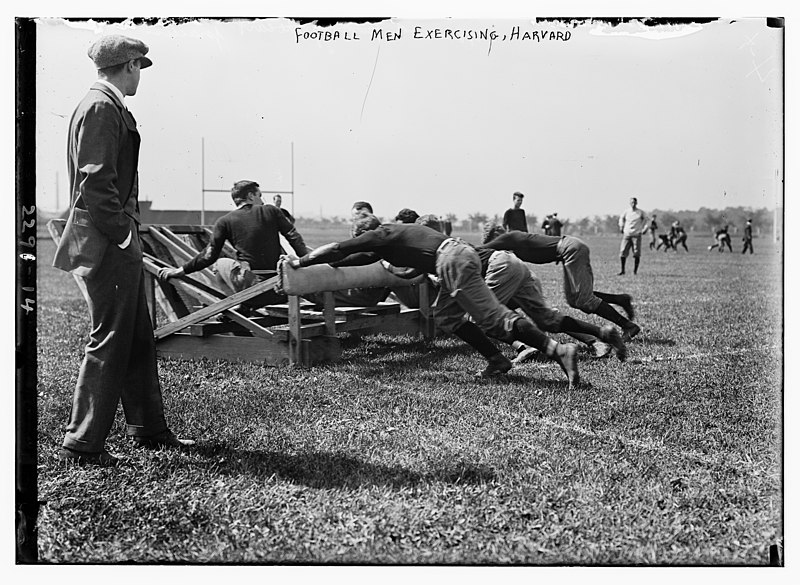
[33,228,783,565]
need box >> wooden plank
[147,225,197,263]
[152,275,280,340]
[323,291,336,336]
[288,294,302,365]
[418,280,436,338]
[168,278,275,338]
[155,225,200,257]
[187,317,285,337]
[156,332,341,366]
[140,224,208,235]
[143,253,227,298]
[154,284,184,322]
[146,227,220,286]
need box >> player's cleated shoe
[619,294,635,320]
[512,345,540,365]
[600,325,627,361]
[479,353,513,378]
[553,343,580,389]
[621,323,641,342]
[589,340,613,359]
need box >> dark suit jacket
[67,82,141,246]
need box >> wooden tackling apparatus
[47,221,436,366]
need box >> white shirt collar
[95,79,126,108]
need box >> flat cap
[88,35,153,69]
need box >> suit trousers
[63,229,167,452]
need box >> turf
[33,230,782,565]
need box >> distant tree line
[295,205,778,237]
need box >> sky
[32,12,784,223]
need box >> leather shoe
[478,353,513,377]
[58,447,120,467]
[600,325,627,361]
[512,345,541,365]
[622,323,641,342]
[132,429,196,449]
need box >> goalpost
[199,138,295,226]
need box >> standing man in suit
[56,35,193,466]
[502,191,528,232]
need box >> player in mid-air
[286,215,581,388]
[479,223,641,343]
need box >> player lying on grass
[478,223,641,342]
[285,214,581,388]
[415,214,626,363]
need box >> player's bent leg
[510,319,579,388]
[452,321,512,377]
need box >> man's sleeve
[75,102,132,245]
[182,220,226,274]
[329,251,382,267]
[299,231,380,267]
[276,208,309,256]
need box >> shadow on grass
[190,445,497,489]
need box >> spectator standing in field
[394,208,420,224]
[287,216,580,387]
[479,223,641,342]
[708,225,733,252]
[440,215,453,236]
[541,214,552,235]
[646,214,659,250]
[742,219,754,254]
[670,221,689,252]
[618,197,648,275]
[503,191,528,232]
[54,35,193,466]
[272,193,294,224]
[159,180,309,307]
[548,213,563,236]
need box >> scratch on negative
[361,44,382,121]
